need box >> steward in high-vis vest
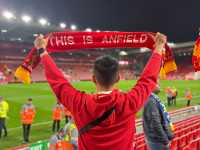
[0,96,9,138]
[185,89,192,107]
[52,103,62,132]
[165,87,173,106]
[171,87,178,106]
[20,98,35,143]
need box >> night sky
[0,0,200,42]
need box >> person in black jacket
[143,84,174,150]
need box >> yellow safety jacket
[0,100,9,118]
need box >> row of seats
[134,115,200,150]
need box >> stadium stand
[1,38,198,82]
[134,115,200,150]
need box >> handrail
[136,106,197,126]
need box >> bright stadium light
[1,29,7,33]
[119,51,128,56]
[70,24,77,30]
[17,37,22,41]
[85,28,92,32]
[33,34,38,37]
[96,30,100,32]
[21,15,32,23]
[60,23,66,29]
[39,18,48,26]
[2,11,15,20]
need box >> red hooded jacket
[41,52,161,150]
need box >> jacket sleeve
[163,124,175,141]
[124,52,162,113]
[41,54,86,115]
[148,101,170,145]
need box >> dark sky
[0,0,200,42]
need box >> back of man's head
[93,55,119,88]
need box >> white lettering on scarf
[101,34,148,44]
[49,36,75,47]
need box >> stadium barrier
[136,106,198,127]
[7,140,49,150]
[8,106,200,150]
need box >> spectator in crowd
[20,98,36,143]
[50,118,78,150]
[165,87,173,106]
[52,102,62,132]
[65,118,78,149]
[35,33,165,150]
[143,84,174,150]
[171,86,178,106]
[185,89,192,106]
[0,96,9,138]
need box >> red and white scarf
[15,31,177,83]
[193,36,200,71]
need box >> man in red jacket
[34,32,166,150]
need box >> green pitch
[0,80,200,149]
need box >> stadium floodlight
[85,28,92,32]
[33,34,38,37]
[60,23,66,29]
[119,51,128,56]
[2,11,15,20]
[168,42,175,47]
[1,29,7,33]
[18,38,22,41]
[21,15,32,23]
[39,18,48,26]
[70,24,77,31]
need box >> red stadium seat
[196,129,200,138]
[184,127,191,134]
[182,145,189,150]
[135,144,147,150]
[186,132,194,143]
[136,139,145,146]
[192,130,198,139]
[179,135,187,149]
[189,138,200,150]
[170,138,179,150]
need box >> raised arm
[35,35,86,115]
[124,33,166,113]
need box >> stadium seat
[176,129,185,138]
[135,143,147,150]
[186,132,194,143]
[170,138,179,150]
[191,130,198,139]
[182,145,189,150]
[179,135,187,149]
[136,139,145,146]
[188,138,200,150]
[196,129,200,138]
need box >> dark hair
[94,55,119,88]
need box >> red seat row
[134,115,200,150]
